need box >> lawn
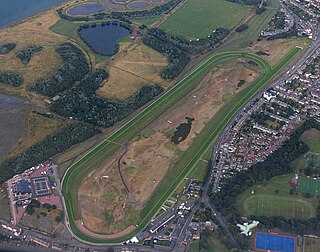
[297,176,320,196]
[304,237,320,252]
[0,186,10,221]
[301,128,320,153]
[237,174,318,219]
[160,0,252,38]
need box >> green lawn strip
[63,48,300,243]
[237,174,317,219]
[160,0,252,38]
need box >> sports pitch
[62,47,301,243]
[254,232,297,252]
[297,176,320,196]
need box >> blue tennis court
[255,232,296,252]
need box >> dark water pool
[79,24,131,55]
[68,3,106,15]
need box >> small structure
[237,220,259,236]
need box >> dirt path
[75,220,135,239]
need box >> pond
[67,3,107,15]
[171,117,194,145]
[79,24,131,56]
[128,1,151,9]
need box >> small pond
[79,24,131,55]
[128,1,151,9]
[68,3,106,15]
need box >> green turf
[103,193,115,202]
[188,241,199,252]
[301,128,320,153]
[125,166,136,174]
[165,142,175,151]
[50,19,109,63]
[190,160,209,181]
[62,47,301,243]
[0,186,10,221]
[216,0,280,51]
[237,174,317,219]
[142,129,155,138]
[297,176,320,196]
[160,0,252,38]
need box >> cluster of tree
[78,22,132,56]
[0,72,23,87]
[55,211,64,223]
[256,6,266,14]
[0,123,100,183]
[51,69,164,127]
[251,207,320,236]
[142,35,190,80]
[235,24,248,32]
[57,0,183,22]
[264,24,298,40]
[17,45,43,65]
[26,199,41,215]
[227,0,260,5]
[30,43,89,97]
[42,203,57,211]
[209,119,320,217]
[147,28,229,54]
[0,43,16,54]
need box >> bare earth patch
[247,37,308,66]
[96,41,170,100]
[78,59,259,234]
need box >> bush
[17,45,43,65]
[0,43,16,54]
[0,72,23,87]
[235,24,248,32]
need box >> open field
[78,58,260,232]
[160,0,252,38]
[303,237,320,252]
[247,37,310,66]
[62,46,301,243]
[237,174,318,219]
[216,0,280,51]
[297,176,320,196]
[20,207,63,234]
[8,112,68,158]
[301,128,320,153]
[0,185,11,221]
[0,10,65,104]
[96,41,169,99]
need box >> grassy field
[297,177,320,196]
[160,0,252,38]
[237,174,318,219]
[61,46,301,243]
[0,185,11,221]
[304,237,320,252]
[216,0,280,51]
[301,128,320,153]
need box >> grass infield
[62,47,301,243]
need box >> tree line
[30,42,89,97]
[0,123,100,183]
[17,45,43,65]
[50,69,164,127]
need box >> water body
[68,3,107,16]
[79,24,131,55]
[0,0,67,28]
[128,1,151,9]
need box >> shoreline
[0,0,72,31]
